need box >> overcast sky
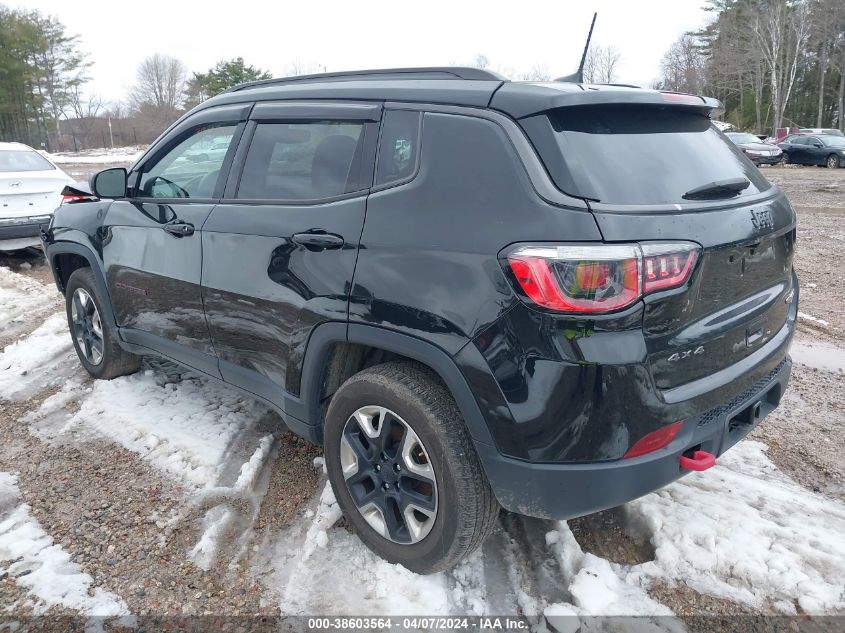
[21,0,712,104]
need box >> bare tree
[583,45,621,83]
[129,54,187,112]
[751,0,812,133]
[470,54,490,70]
[68,85,102,120]
[284,60,325,76]
[520,64,551,81]
[659,34,707,94]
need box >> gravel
[764,164,845,209]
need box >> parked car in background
[798,128,844,137]
[725,132,783,166]
[0,142,75,251]
[779,134,845,168]
[182,137,232,163]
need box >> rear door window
[375,110,422,187]
[236,121,365,200]
[522,105,771,205]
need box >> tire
[65,267,141,380]
[324,361,499,574]
[827,154,841,169]
[782,152,791,165]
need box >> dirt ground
[763,164,845,209]
[0,162,843,625]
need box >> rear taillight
[505,242,699,314]
[508,245,641,313]
[61,194,96,204]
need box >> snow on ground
[625,440,845,614]
[256,439,845,620]
[41,146,144,165]
[790,339,845,372]
[0,266,60,339]
[260,482,458,616]
[797,311,830,328]
[0,472,130,617]
[21,353,279,571]
[26,362,270,490]
[0,313,76,400]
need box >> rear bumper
[0,216,52,251]
[478,353,791,519]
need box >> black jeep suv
[42,67,797,574]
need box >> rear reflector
[505,242,700,314]
[623,421,684,459]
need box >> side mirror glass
[91,168,127,198]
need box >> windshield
[821,136,845,147]
[0,149,56,172]
[523,105,771,205]
[728,133,762,144]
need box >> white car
[0,142,75,251]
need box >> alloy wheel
[828,155,840,169]
[71,288,104,365]
[340,405,438,544]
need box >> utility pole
[108,117,114,148]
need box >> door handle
[163,222,195,237]
[292,230,344,251]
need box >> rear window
[0,150,55,172]
[523,105,771,205]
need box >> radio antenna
[555,12,597,83]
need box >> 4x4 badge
[750,208,773,231]
[668,346,704,362]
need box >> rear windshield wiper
[682,177,750,201]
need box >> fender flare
[45,241,118,329]
[289,322,497,447]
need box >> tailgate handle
[746,317,765,347]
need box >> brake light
[660,92,703,105]
[623,420,684,459]
[641,243,698,293]
[505,242,699,314]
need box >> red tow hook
[680,450,716,471]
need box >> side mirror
[812,142,823,148]
[90,168,127,199]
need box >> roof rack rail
[224,66,507,93]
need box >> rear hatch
[517,101,796,390]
